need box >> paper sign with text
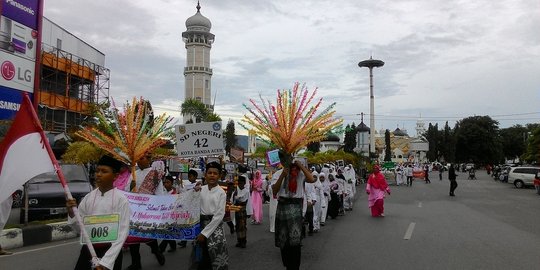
[122,191,201,240]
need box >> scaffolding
[38,44,110,132]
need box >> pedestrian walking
[271,151,315,270]
[250,170,264,225]
[365,165,391,217]
[405,164,414,186]
[449,164,458,196]
[424,164,431,183]
[125,153,166,269]
[192,161,229,270]
[438,165,443,181]
[268,169,279,233]
[232,175,249,248]
[396,165,404,186]
[67,155,130,270]
[159,176,177,253]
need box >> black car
[20,164,93,223]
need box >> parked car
[20,164,92,223]
[465,163,475,171]
[508,166,540,188]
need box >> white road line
[8,240,79,256]
[404,222,416,240]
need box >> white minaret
[182,2,214,122]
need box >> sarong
[234,203,247,241]
[199,215,229,270]
[275,197,303,248]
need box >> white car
[508,166,540,188]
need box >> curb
[0,222,78,249]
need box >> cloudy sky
[44,0,540,136]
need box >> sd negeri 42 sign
[175,122,224,157]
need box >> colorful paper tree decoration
[241,82,342,155]
[76,97,173,189]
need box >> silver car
[508,166,540,188]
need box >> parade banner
[122,191,201,240]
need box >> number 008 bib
[81,214,120,244]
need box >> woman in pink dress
[366,165,391,217]
[250,170,264,224]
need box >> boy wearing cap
[66,155,130,270]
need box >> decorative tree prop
[241,82,342,163]
[76,97,173,191]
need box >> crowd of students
[64,152,364,270]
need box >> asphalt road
[2,170,540,270]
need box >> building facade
[38,17,109,132]
[0,13,109,134]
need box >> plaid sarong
[275,197,303,248]
[234,202,247,241]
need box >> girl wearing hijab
[366,165,391,217]
[250,170,264,224]
[327,174,340,219]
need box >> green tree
[454,116,503,164]
[425,123,439,161]
[499,125,528,161]
[384,129,392,161]
[181,98,209,123]
[522,126,540,164]
[440,121,455,162]
[307,141,320,153]
[224,120,237,155]
[343,123,357,153]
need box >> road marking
[404,222,416,240]
[8,240,78,255]
[418,202,422,208]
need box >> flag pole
[21,93,100,268]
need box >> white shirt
[199,185,226,238]
[180,179,201,193]
[233,187,250,204]
[68,188,130,270]
[274,169,306,199]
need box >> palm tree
[181,98,209,123]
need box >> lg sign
[1,61,16,80]
[1,61,32,82]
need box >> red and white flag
[0,94,54,202]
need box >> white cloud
[43,0,540,135]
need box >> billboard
[0,16,37,60]
[0,85,30,119]
[1,0,39,29]
[0,50,35,92]
[0,0,42,120]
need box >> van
[21,164,92,222]
[508,166,540,188]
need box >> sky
[43,0,540,137]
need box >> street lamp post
[358,56,384,157]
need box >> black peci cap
[97,155,124,173]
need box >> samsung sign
[0,86,31,119]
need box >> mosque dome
[356,121,370,132]
[393,127,407,137]
[186,3,212,30]
[324,133,340,142]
